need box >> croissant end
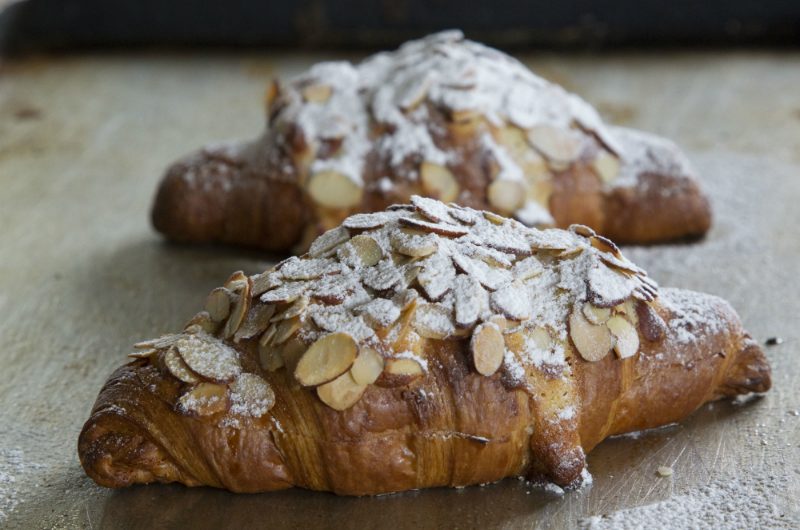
[718,337,772,396]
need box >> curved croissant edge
[78,289,770,494]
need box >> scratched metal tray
[0,51,798,528]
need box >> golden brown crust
[79,293,769,494]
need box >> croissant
[80,196,767,494]
[151,30,711,253]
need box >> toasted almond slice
[230,373,275,416]
[277,296,309,321]
[420,162,459,202]
[527,125,581,165]
[259,323,278,349]
[280,256,341,281]
[179,382,229,416]
[607,316,639,359]
[128,348,157,359]
[569,308,613,362]
[582,302,611,325]
[470,323,505,376]
[164,347,201,384]
[260,282,306,304]
[273,316,302,345]
[411,195,456,223]
[175,334,242,381]
[556,246,584,260]
[413,303,456,339]
[362,259,404,291]
[342,212,393,231]
[133,334,181,350]
[302,83,332,103]
[316,371,367,411]
[184,311,218,334]
[448,109,483,136]
[251,271,282,296]
[234,304,276,342]
[309,226,351,258]
[399,216,469,238]
[205,288,232,323]
[354,298,401,330]
[487,179,525,214]
[385,357,424,377]
[258,340,284,372]
[491,282,532,321]
[308,171,363,209]
[338,234,382,268]
[512,256,543,281]
[592,150,620,184]
[636,302,667,342]
[417,253,456,302]
[453,274,486,328]
[224,281,252,339]
[488,314,513,332]
[264,79,280,110]
[588,265,634,308]
[570,224,596,238]
[590,235,622,258]
[397,74,432,110]
[482,210,507,225]
[390,229,439,258]
[448,205,481,225]
[295,332,359,386]
[350,346,385,385]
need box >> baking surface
[0,51,799,529]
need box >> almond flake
[491,282,532,321]
[175,334,242,381]
[350,346,385,385]
[205,287,232,323]
[223,280,251,339]
[230,373,275,417]
[488,179,525,214]
[354,298,401,329]
[337,234,382,268]
[390,229,439,257]
[295,332,359,386]
[420,162,459,202]
[399,216,469,237]
[527,125,581,165]
[411,195,457,223]
[451,254,512,291]
[413,302,456,339]
[308,171,363,209]
[252,271,283,296]
[569,308,612,362]
[512,256,543,280]
[448,205,481,225]
[280,257,341,281]
[607,315,639,359]
[179,383,229,416]
[260,281,306,304]
[588,264,636,308]
[362,259,404,291]
[453,274,487,328]
[582,302,611,325]
[417,253,456,301]
[316,371,366,411]
[309,226,351,258]
[273,316,302,345]
[470,322,505,376]
[164,347,200,384]
[342,212,394,231]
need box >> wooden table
[1,50,798,528]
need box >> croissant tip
[721,338,772,396]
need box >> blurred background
[2,0,800,54]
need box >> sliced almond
[417,253,456,302]
[259,323,278,349]
[273,316,302,345]
[164,347,201,384]
[224,282,252,339]
[390,229,439,258]
[491,282,532,321]
[128,348,157,360]
[529,327,553,352]
[308,171,363,209]
[636,302,667,342]
[590,235,622,258]
[342,212,393,231]
[448,109,483,137]
[273,296,308,322]
[260,281,306,304]
[338,234,382,268]
[420,162,459,202]
[294,332,359,386]
[230,373,275,417]
[570,224,596,238]
[569,308,613,362]
[362,259,404,291]
[302,83,332,103]
[453,274,486,328]
[512,256,543,281]
[413,303,456,340]
[234,304,276,342]
[399,216,468,238]
[582,302,611,325]
[527,125,581,165]
[487,179,526,214]
[175,334,242,381]
[411,195,456,223]
[482,210,507,225]
[205,288,232,323]
[179,382,229,416]
[264,79,280,110]
[280,257,341,281]
[354,298,401,330]
[607,316,639,359]
[591,150,620,184]
[385,357,424,377]
[309,226,351,258]
[184,311,218,334]
[280,338,308,374]
[350,346,385,385]
[316,371,367,411]
[470,323,505,376]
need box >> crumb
[765,337,783,346]
[656,466,674,477]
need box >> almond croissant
[152,30,711,253]
[80,197,766,494]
